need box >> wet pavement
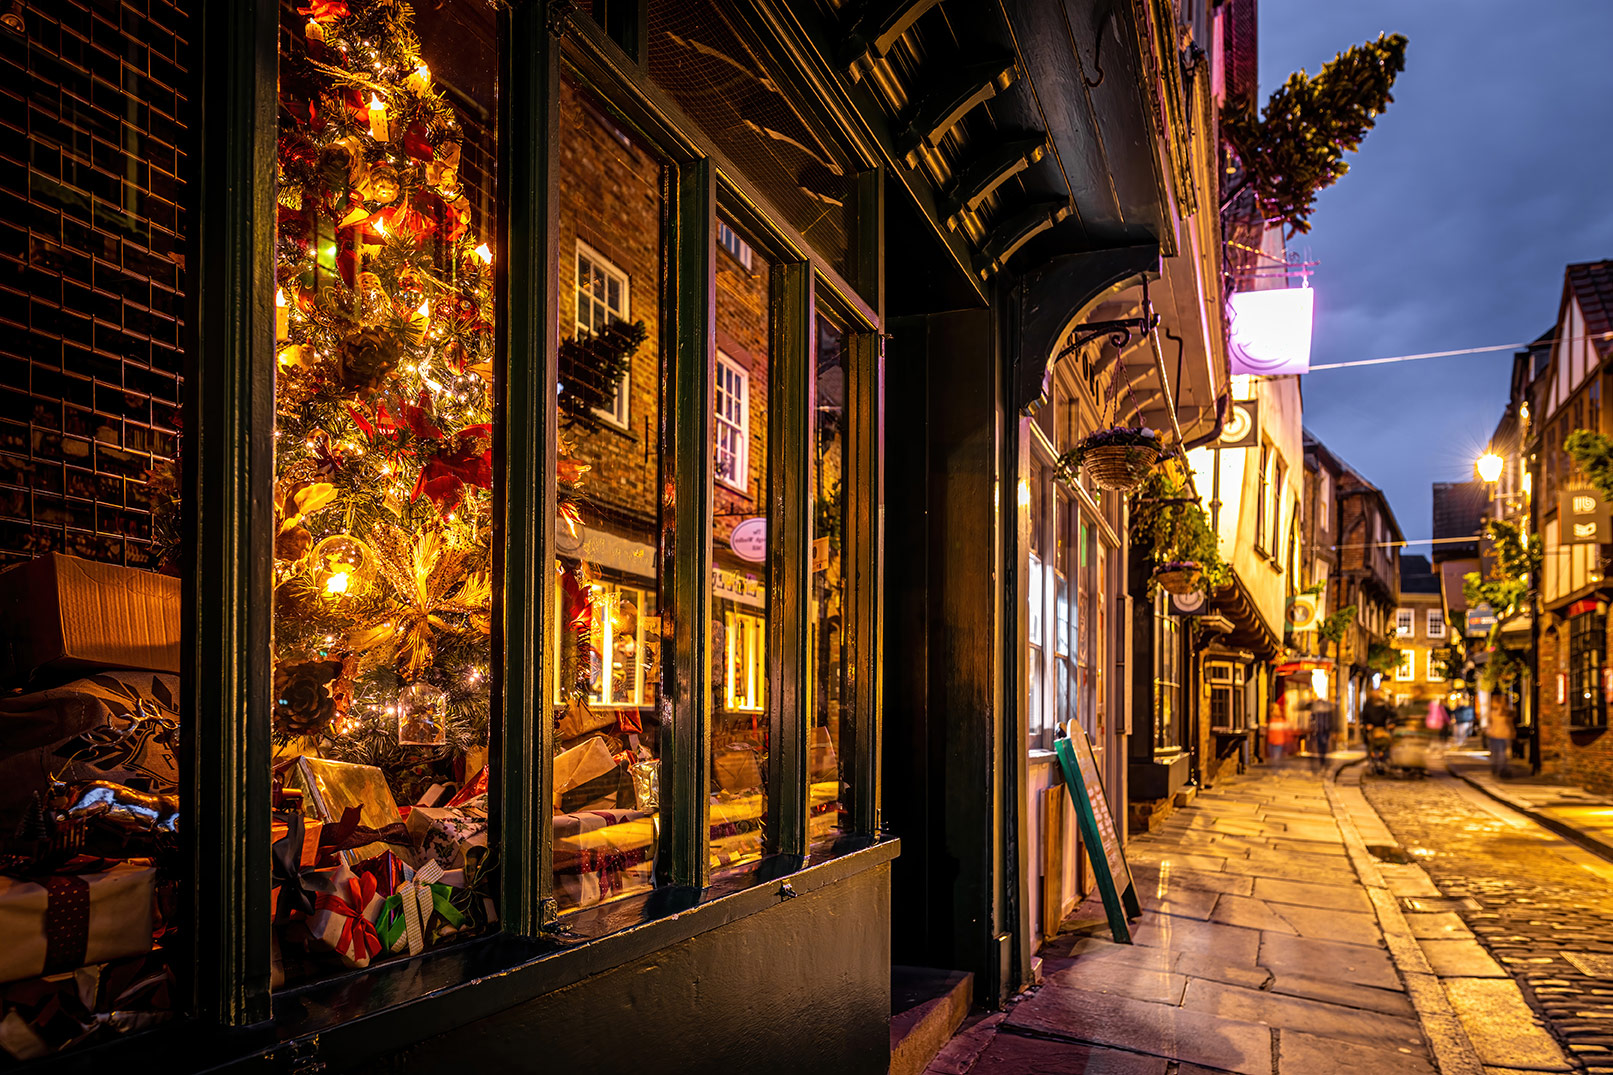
[1364,758,1613,1074]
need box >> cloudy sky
[1261,1,1613,555]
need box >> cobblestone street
[1364,766,1613,1073]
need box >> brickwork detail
[0,0,189,569]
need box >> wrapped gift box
[0,554,180,686]
[406,795,488,869]
[0,863,156,985]
[282,756,404,865]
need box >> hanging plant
[557,318,648,431]
[1129,468,1230,592]
[1057,426,1161,494]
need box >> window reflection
[812,314,848,840]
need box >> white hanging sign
[1228,288,1314,376]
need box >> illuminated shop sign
[1227,288,1315,376]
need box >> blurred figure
[1267,700,1290,768]
[1361,690,1395,737]
[1308,695,1336,774]
[1452,700,1476,747]
[1485,692,1516,778]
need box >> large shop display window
[0,0,190,1057]
[269,0,500,985]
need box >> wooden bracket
[898,57,1019,169]
[841,0,948,80]
[945,137,1049,230]
[977,200,1071,280]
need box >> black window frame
[1570,609,1607,729]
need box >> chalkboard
[1055,720,1140,943]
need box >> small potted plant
[1131,469,1231,594]
[1057,426,1160,493]
[1152,559,1204,595]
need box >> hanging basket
[1153,562,1204,595]
[1082,442,1160,493]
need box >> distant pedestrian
[1362,690,1395,733]
[1426,698,1449,736]
[1267,701,1290,768]
[1308,697,1336,773]
[1485,693,1516,779]
[1453,702,1476,747]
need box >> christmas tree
[271,0,500,800]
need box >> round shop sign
[729,517,767,563]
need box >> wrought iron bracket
[1053,276,1156,364]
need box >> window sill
[1028,747,1059,767]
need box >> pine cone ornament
[337,326,401,397]
[273,657,346,738]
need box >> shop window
[0,0,192,1051]
[1153,592,1182,750]
[552,72,667,913]
[576,242,632,428]
[1254,443,1271,555]
[1207,662,1246,731]
[1027,458,1049,750]
[715,354,750,491]
[1396,609,1414,637]
[1427,609,1445,639]
[1570,611,1607,729]
[813,313,849,837]
[1394,649,1415,681]
[710,217,773,872]
[270,0,501,985]
[1054,490,1076,737]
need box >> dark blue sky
[1261,2,1613,554]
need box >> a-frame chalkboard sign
[1054,720,1141,943]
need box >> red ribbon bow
[314,872,381,963]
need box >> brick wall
[0,0,189,570]
[556,76,662,534]
[1538,610,1613,795]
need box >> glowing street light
[1476,451,1504,484]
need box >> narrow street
[1364,756,1613,1073]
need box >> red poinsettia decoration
[297,0,350,21]
[414,424,493,513]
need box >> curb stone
[1445,759,1613,867]
[1324,775,1488,1075]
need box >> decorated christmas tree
[271,0,499,800]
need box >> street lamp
[1476,451,1505,484]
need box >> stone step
[890,966,974,1075]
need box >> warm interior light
[368,93,385,111]
[416,298,431,317]
[275,289,287,308]
[374,218,386,236]
[474,243,493,265]
[324,568,352,595]
[1476,452,1505,483]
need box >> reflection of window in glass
[812,313,848,838]
[576,241,631,428]
[711,216,772,871]
[554,581,653,707]
[553,72,665,915]
[715,353,750,491]
[725,610,764,711]
[1027,460,1048,750]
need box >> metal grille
[648,0,857,282]
[0,0,189,569]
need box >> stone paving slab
[1272,904,1384,947]
[1179,977,1425,1050]
[1257,928,1399,993]
[1003,983,1274,1075]
[1278,1027,1436,1075]
[1211,894,1300,934]
[1417,939,1509,978]
[1250,876,1375,914]
[1129,863,1253,896]
[1044,961,1188,1006]
[1126,911,1263,964]
[1444,978,1574,1071]
[1405,912,1472,940]
[1267,973,1417,1016]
